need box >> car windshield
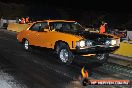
[49,22,85,31]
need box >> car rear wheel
[23,39,32,51]
[95,53,109,63]
[55,42,74,65]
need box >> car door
[27,22,43,46]
[35,22,50,47]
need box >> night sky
[0,0,132,29]
[0,0,131,12]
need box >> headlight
[111,40,116,45]
[86,40,93,46]
[79,40,85,47]
[105,40,111,45]
[76,40,93,47]
[116,38,120,46]
[76,40,85,47]
[105,39,117,46]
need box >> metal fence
[127,31,132,40]
[0,18,16,28]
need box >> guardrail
[110,54,132,62]
[7,23,30,32]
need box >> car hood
[57,30,114,40]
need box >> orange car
[17,20,120,64]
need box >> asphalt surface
[0,29,131,88]
[0,29,99,88]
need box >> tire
[22,39,32,52]
[55,42,74,65]
[95,53,109,63]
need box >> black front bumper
[72,46,120,55]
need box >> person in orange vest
[99,21,107,33]
[25,16,29,23]
[21,17,25,24]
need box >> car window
[50,22,84,31]
[29,22,48,31]
[50,23,63,30]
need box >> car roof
[35,20,76,23]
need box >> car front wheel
[55,42,74,65]
[23,39,32,51]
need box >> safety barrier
[7,23,31,32]
[114,42,132,57]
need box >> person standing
[21,17,25,24]
[99,21,107,33]
[25,16,29,23]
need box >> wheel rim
[24,40,29,50]
[59,49,69,63]
[96,54,105,60]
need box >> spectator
[20,17,25,24]
[18,18,21,24]
[25,16,29,23]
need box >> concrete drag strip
[0,70,27,88]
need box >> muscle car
[17,20,120,64]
